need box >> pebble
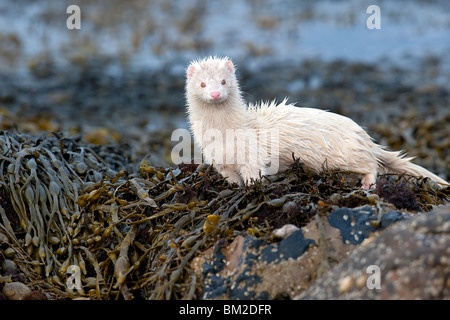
[338,275,354,294]
[273,224,300,239]
[2,282,32,300]
[1,259,18,275]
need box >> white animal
[185,56,448,189]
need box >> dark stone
[259,230,315,263]
[327,206,410,245]
[200,230,315,300]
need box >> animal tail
[377,149,449,187]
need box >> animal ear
[187,65,196,79]
[225,60,235,74]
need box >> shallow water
[0,0,448,175]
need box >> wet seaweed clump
[375,178,421,211]
[0,130,448,300]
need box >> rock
[193,205,412,299]
[2,282,32,300]
[296,205,450,299]
[1,259,17,275]
[29,290,48,300]
[327,205,411,245]
[272,224,299,239]
[193,231,315,299]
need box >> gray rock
[193,205,412,299]
[196,231,315,300]
[296,205,450,299]
[1,259,17,275]
[2,282,32,300]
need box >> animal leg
[361,173,376,190]
[216,165,243,186]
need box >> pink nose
[210,91,221,99]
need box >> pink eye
[201,82,206,88]
[221,79,226,85]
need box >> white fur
[185,56,449,189]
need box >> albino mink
[185,56,448,189]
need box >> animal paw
[361,173,376,190]
[240,167,264,185]
[219,168,243,186]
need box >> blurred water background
[0,0,449,176]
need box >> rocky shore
[0,56,449,300]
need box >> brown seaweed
[0,131,448,300]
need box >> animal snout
[210,91,221,99]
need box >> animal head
[186,56,237,104]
